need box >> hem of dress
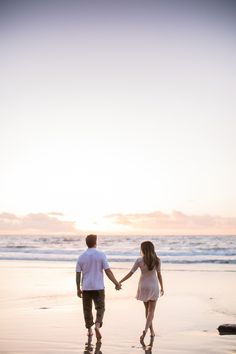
[136,296,159,302]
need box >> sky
[0,0,236,235]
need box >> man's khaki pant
[82,290,105,329]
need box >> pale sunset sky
[0,0,236,235]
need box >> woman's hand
[160,288,164,296]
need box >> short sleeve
[131,258,140,273]
[102,254,110,270]
[156,258,161,272]
[76,258,81,272]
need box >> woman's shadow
[83,335,102,354]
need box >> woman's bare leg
[144,301,148,318]
[144,301,156,334]
[143,302,155,336]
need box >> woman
[119,241,164,344]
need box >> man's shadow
[83,336,102,354]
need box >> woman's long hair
[141,241,159,271]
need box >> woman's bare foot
[149,335,155,348]
[95,323,102,342]
[140,330,146,346]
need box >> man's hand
[77,289,83,298]
[105,268,121,290]
[115,282,122,290]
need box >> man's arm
[105,268,121,289]
[76,272,82,298]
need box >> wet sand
[0,260,236,353]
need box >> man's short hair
[86,234,97,248]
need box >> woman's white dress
[131,257,161,302]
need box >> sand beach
[0,260,236,354]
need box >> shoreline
[1,259,236,271]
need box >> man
[76,234,121,341]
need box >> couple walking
[76,234,164,345]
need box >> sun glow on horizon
[0,210,236,236]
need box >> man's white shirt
[76,248,110,290]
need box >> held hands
[115,282,122,291]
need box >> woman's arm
[157,271,164,296]
[120,271,133,284]
[120,258,139,284]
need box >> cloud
[105,210,236,235]
[1,210,236,236]
[0,212,78,235]
[47,212,64,216]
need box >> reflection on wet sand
[83,336,102,354]
[83,335,154,354]
[141,336,155,354]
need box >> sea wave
[0,235,236,264]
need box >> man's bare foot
[87,328,93,337]
[95,323,102,342]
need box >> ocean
[0,235,236,264]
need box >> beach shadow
[83,337,102,354]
